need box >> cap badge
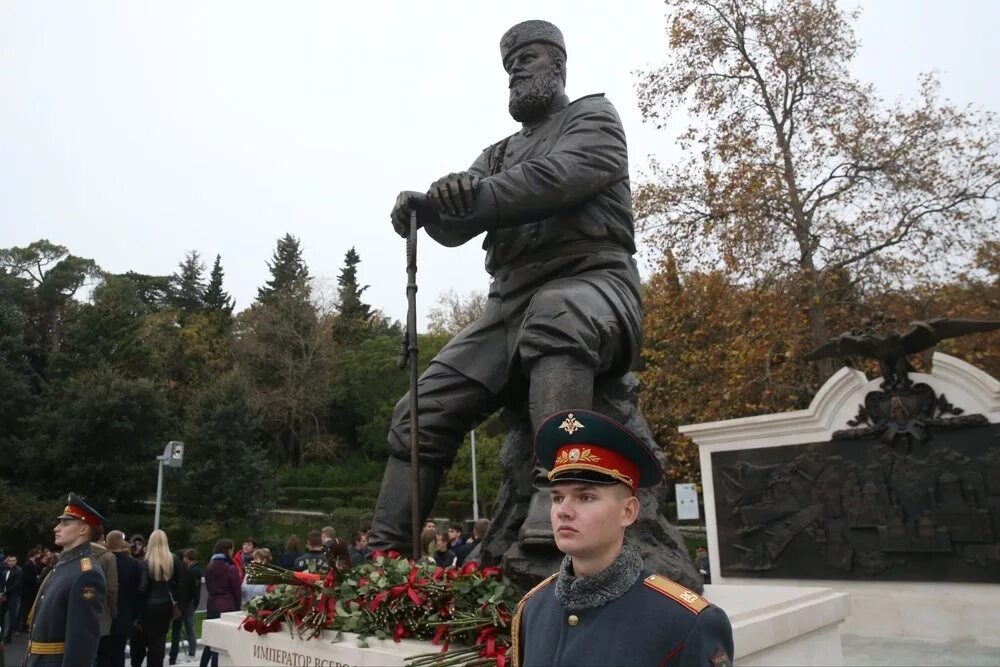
[559,413,585,435]
[554,447,601,466]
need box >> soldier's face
[550,483,638,559]
[4,556,14,568]
[54,518,88,547]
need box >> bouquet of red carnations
[242,550,521,667]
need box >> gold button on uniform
[568,614,579,626]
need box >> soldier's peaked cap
[58,492,107,530]
[500,20,566,70]
[534,409,663,493]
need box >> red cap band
[62,504,102,529]
[547,443,639,492]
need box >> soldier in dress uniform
[511,410,735,667]
[25,493,108,667]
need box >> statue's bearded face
[506,44,565,123]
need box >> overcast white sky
[3,1,998,328]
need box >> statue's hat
[534,410,663,493]
[500,20,566,70]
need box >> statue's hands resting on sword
[390,171,480,238]
[428,172,480,218]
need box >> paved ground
[4,632,202,666]
[6,631,999,665]
[842,635,1000,666]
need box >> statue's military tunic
[513,571,733,667]
[388,93,642,465]
[25,543,107,667]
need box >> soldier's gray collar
[555,538,644,610]
[58,542,92,563]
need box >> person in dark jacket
[200,539,241,667]
[1,554,22,644]
[432,533,456,569]
[276,535,300,570]
[292,531,327,573]
[25,493,108,667]
[18,547,41,633]
[347,532,369,567]
[135,530,179,667]
[99,531,141,667]
[169,549,201,665]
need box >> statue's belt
[493,240,631,275]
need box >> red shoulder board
[643,574,709,614]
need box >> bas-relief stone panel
[712,423,1000,582]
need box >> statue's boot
[518,354,595,545]
[368,456,444,554]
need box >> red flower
[481,566,502,579]
[392,621,408,642]
[432,623,450,645]
[368,591,389,611]
[475,626,498,657]
[431,567,445,581]
[390,567,428,606]
[293,571,322,585]
[461,561,480,576]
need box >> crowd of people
[1,515,491,667]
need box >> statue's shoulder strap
[510,573,558,667]
[486,133,517,176]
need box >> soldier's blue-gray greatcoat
[514,571,733,667]
[25,543,107,667]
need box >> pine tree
[333,247,373,343]
[257,234,310,302]
[203,254,234,315]
[171,250,205,313]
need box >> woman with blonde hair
[135,530,180,667]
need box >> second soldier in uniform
[25,493,108,667]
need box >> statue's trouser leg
[515,276,627,543]
[369,361,499,553]
[518,353,597,542]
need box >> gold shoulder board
[80,558,93,572]
[643,574,709,614]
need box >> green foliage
[171,250,206,314]
[332,247,374,344]
[257,233,309,303]
[327,332,449,460]
[0,482,61,556]
[22,366,170,508]
[203,254,234,316]
[438,426,505,520]
[174,371,276,523]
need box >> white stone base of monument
[201,611,436,666]
[706,584,849,666]
[716,579,1000,647]
[201,584,848,666]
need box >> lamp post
[153,440,184,531]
